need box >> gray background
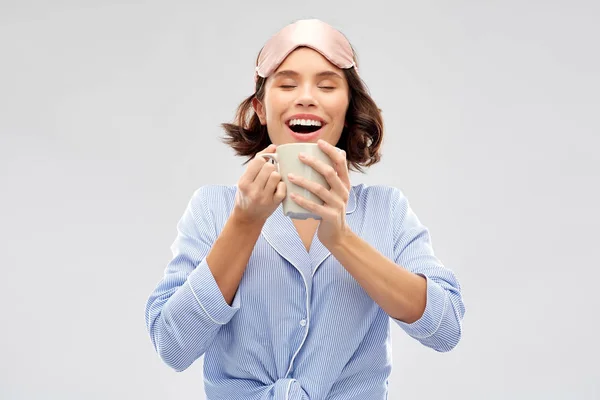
[1,1,598,399]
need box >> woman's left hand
[288,139,352,248]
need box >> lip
[285,113,326,142]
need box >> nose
[295,83,318,108]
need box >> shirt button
[299,319,307,327]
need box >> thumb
[256,143,277,156]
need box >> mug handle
[260,153,279,166]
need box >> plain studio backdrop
[1,1,598,399]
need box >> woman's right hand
[232,144,286,225]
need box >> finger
[317,139,346,164]
[256,143,277,156]
[274,181,286,202]
[288,173,338,205]
[289,192,326,217]
[254,161,277,189]
[264,168,282,193]
[317,140,350,189]
[298,153,347,199]
[240,157,267,188]
[240,145,277,187]
[333,149,351,190]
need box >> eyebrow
[272,70,343,80]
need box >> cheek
[327,96,350,123]
[265,97,288,122]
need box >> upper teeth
[289,119,322,127]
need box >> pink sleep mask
[254,19,357,81]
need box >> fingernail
[298,153,306,159]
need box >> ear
[252,97,266,125]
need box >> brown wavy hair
[221,47,384,173]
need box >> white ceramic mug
[260,143,334,220]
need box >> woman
[145,19,465,400]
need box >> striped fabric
[145,184,465,400]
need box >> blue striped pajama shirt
[145,183,465,399]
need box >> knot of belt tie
[272,378,309,400]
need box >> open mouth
[289,124,321,134]
[287,119,324,134]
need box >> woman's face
[253,47,350,146]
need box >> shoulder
[351,183,407,211]
[191,184,237,203]
[188,184,237,215]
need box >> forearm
[328,231,427,323]
[206,209,265,305]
